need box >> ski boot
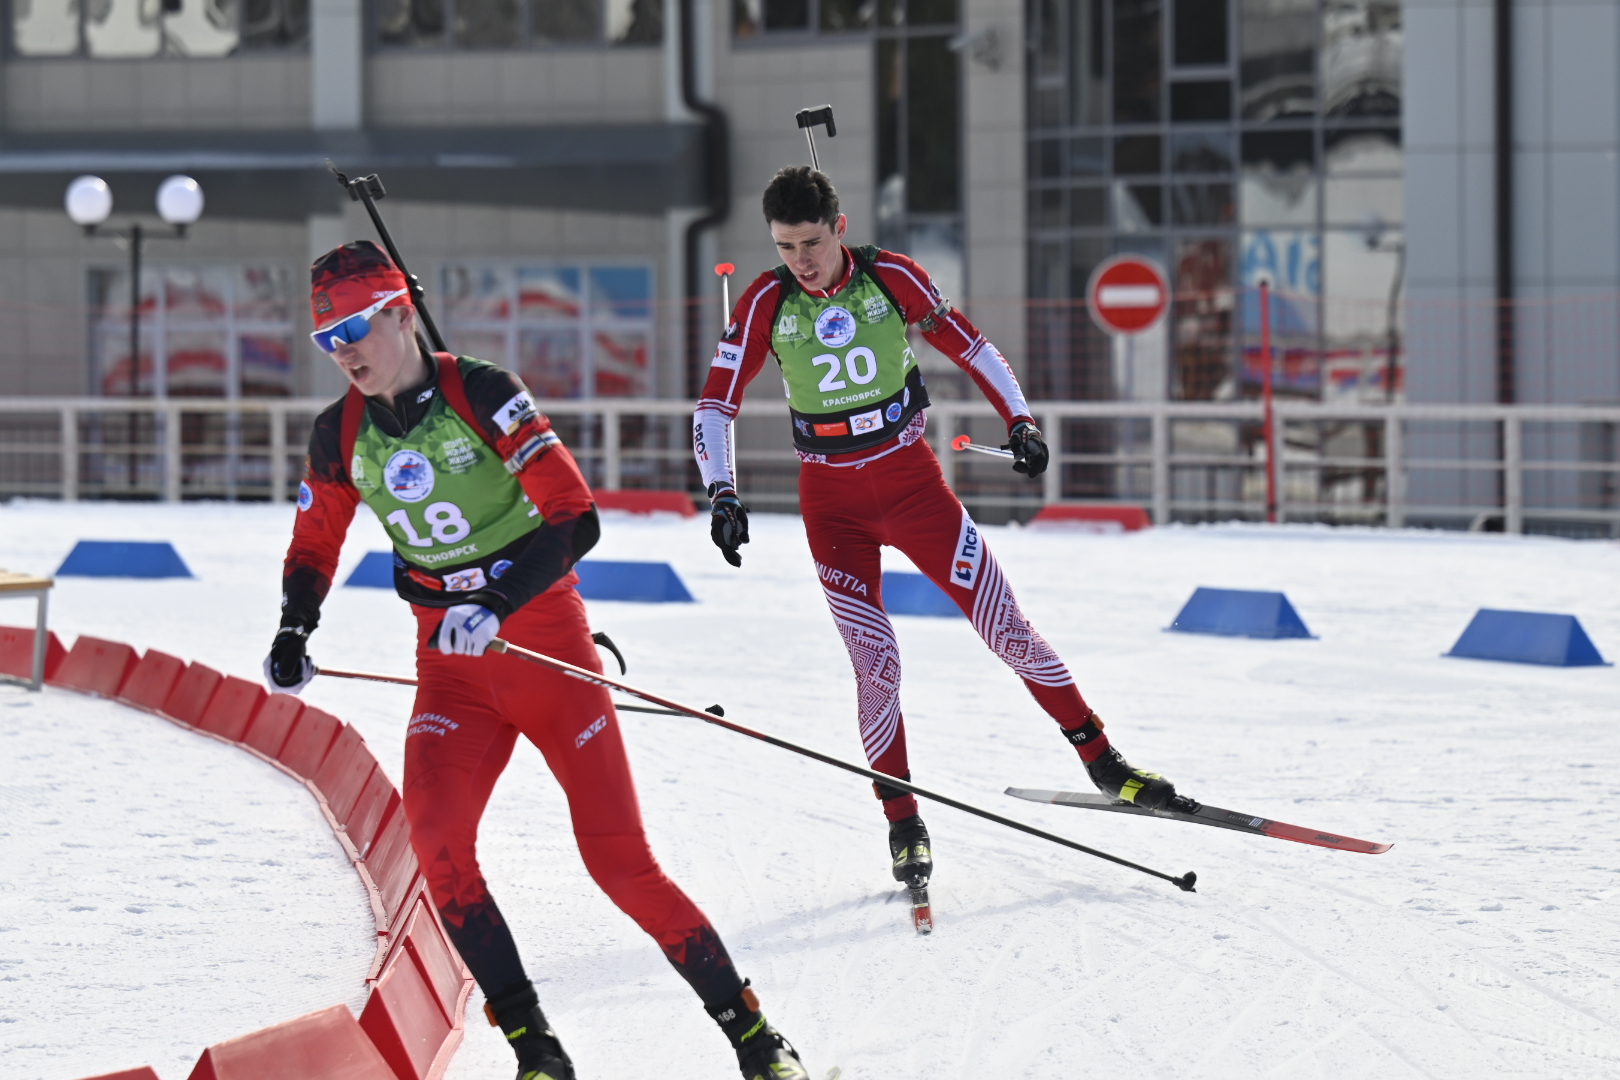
[485,980,575,1080]
[888,814,932,889]
[707,982,811,1080]
[1067,715,1179,811]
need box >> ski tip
[1174,871,1198,893]
[825,1069,843,1080]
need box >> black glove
[708,482,750,568]
[1004,420,1049,479]
[264,625,315,694]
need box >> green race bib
[351,389,541,591]
[771,248,930,453]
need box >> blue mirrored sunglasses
[310,289,410,353]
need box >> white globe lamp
[65,175,113,228]
[156,175,204,227]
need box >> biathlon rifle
[325,160,449,354]
[795,105,836,171]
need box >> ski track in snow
[2,499,1618,1078]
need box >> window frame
[436,259,659,400]
[5,0,310,60]
[368,0,664,54]
[1026,0,1404,404]
[87,261,301,400]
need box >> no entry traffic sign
[1086,255,1169,335]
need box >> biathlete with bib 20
[265,242,811,1080]
[692,167,1181,898]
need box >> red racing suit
[284,352,742,1007]
[693,249,1107,821]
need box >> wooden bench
[0,571,54,691]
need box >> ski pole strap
[485,637,1197,893]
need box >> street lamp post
[65,174,204,492]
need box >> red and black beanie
[309,240,411,329]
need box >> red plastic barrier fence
[314,724,379,825]
[591,489,698,516]
[278,706,343,779]
[364,802,422,923]
[73,1069,164,1080]
[360,916,456,1080]
[1029,504,1153,531]
[115,650,186,712]
[345,768,401,861]
[196,676,268,742]
[51,635,141,696]
[244,694,304,760]
[0,624,66,682]
[185,1004,397,1080]
[394,900,468,1026]
[163,663,223,726]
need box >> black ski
[1005,788,1392,854]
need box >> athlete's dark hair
[762,166,840,227]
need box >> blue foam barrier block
[1445,609,1609,667]
[881,571,963,618]
[344,551,396,589]
[56,540,192,579]
[1167,586,1314,639]
[574,560,694,603]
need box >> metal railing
[1,397,1617,534]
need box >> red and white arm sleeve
[693,272,781,492]
[872,252,1034,428]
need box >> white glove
[437,604,501,656]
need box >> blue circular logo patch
[297,480,314,511]
[886,402,903,423]
[814,306,857,348]
[385,449,435,503]
[490,559,513,579]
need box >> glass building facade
[735,0,965,299]
[1027,0,1403,405]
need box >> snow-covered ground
[0,689,375,1080]
[3,499,1619,1079]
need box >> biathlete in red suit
[265,242,811,1080]
[692,167,1181,892]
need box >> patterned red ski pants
[403,586,739,1005]
[799,436,1093,821]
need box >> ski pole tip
[1174,872,1197,893]
[951,434,971,451]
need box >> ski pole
[325,160,449,354]
[487,637,1198,893]
[951,434,1015,460]
[714,263,735,329]
[316,664,416,687]
[794,105,836,171]
[312,663,694,719]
